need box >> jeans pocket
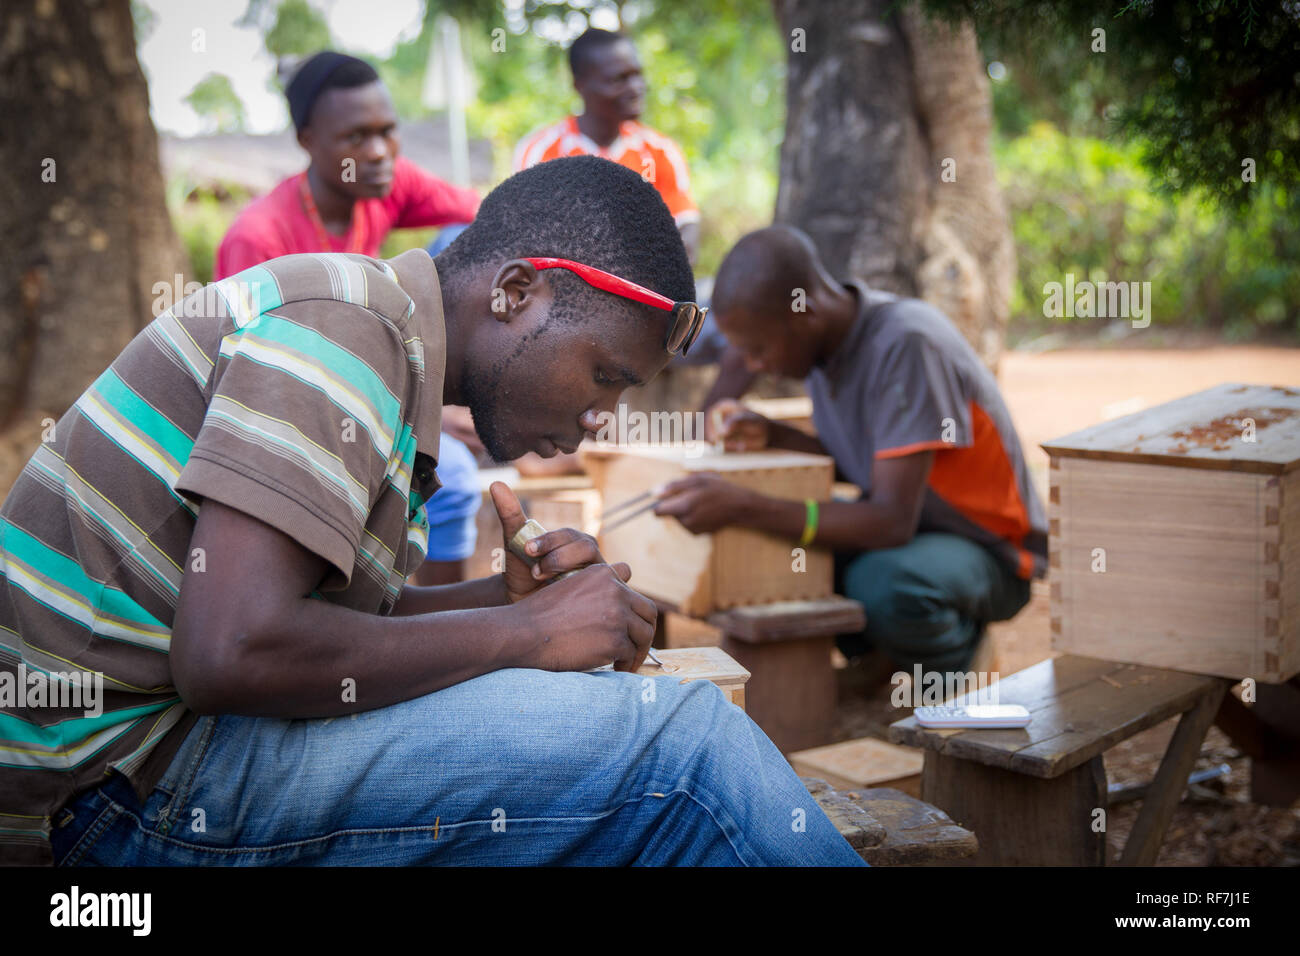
[151,715,216,838]
[52,772,136,866]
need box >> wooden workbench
[889,654,1227,865]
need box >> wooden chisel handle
[506,518,582,579]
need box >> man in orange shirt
[514,28,700,264]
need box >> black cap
[285,51,378,132]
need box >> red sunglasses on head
[524,257,706,357]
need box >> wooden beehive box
[583,445,835,615]
[1042,383,1300,683]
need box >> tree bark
[0,0,188,441]
[773,0,1014,370]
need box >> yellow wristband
[799,498,819,548]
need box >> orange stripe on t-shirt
[877,401,1035,578]
[930,401,1033,570]
[875,439,951,459]
[933,403,1026,535]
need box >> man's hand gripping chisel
[506,517,669,670]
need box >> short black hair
[286,51,380,131]
[436,156,694,331]
[714,226,825,324]
[568,28,630,82]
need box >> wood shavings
[1168,406,1293,449]
[1100,674,1125,689]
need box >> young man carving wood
[0,161,862,867]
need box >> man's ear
[296,126,313,153]
[487,259,547,324]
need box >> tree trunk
[774,0,1014,371]
[0,0,187,454]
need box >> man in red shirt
[217,52,483,585]
[216,52,480,279]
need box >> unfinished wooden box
[583,445,835,616]
[1042,383,1300,683]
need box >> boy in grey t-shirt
[654,226,1046,673]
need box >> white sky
[138,0,424,136]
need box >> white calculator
[913,705,1031,729]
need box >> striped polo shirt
[0,249,446,865]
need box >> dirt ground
[832,344,1300,867]
[2,343,1298,865]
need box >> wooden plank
[890,655,1222,778]
[803,778,887,850]
[1041,383,1300,474]
[709,596,865,643]
[744,395,815,435]
[890,655,1125,751]
[584,445,835,614]
[921,752,1107,865]
[1119,682,1225,865]
[1003,671,1219,778]
[635,646,750,709]
[848,787,979,865]
[791,737,924,795]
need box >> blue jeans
[838,533,1032,673]
[51,668,865,866]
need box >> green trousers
[836,532,1031,673]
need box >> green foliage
[242,0,333,57]
[379,227,439,259]
[183,73,248,134]
[130,1,156,43]
[997,123,1299,337]
[223,0,783,276]
[419,0,785,275]
[163,0,1294,338]
[165,177,249,285]
[922,0,1300,216]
